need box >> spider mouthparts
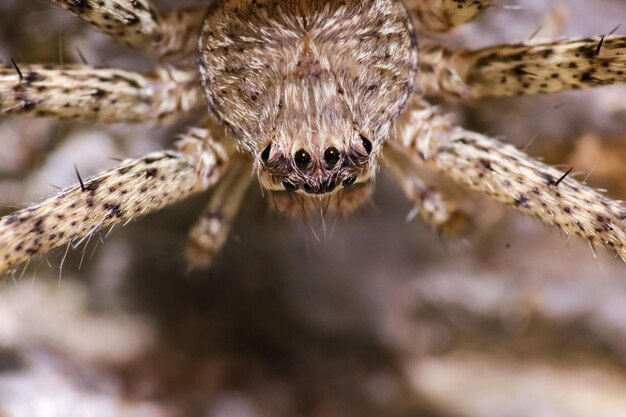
[271,182,373,217]
[302,177,337,195]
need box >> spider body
[199,0,417,207]
[1,0,626,272]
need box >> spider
[1,0,626,274]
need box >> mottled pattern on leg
[418,36,626,98]
[384,143,470,236]
[399,106,626,259]
[50,1,205,57]
[159,7,207,59]
[0,127,229,274]
[408,0,493,32]
[50,0,162,50]
[186,159,252,269]
[0,65,203,122]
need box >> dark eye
[342,175,356,186]
[323,147,340,167]
[282,180,298,192]
[360,135,372,154]
[294,149,311,169]
[261,143,271,163]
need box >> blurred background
[1,0,626,416]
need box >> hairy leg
[0,126,229,275]
[159,7,207,59]
[0,64,203,122]
[407,0,493,32]
[397,104,626,259]
[186,159,252,269]
[383,143,470,235]
[49,0,205,56]
[418,36,626,98]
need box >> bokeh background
[1,1,626,416]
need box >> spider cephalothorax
[1,0,626,272]
[198,0,418,211]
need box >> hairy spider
[1,0,626,273]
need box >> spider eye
[282,180,298,192]
[360,135,372,154]
[294,149,312,169]
[323,147,340,167]
[261,143,271,163]
[342,175,357,186]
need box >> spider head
[258,133,374,195]
[255,124,379,215]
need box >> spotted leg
[158,7,208,59]
[395,104,626,259]
[0,126,230,275]
[406,0,494,32]
[383,143,470,235]
[49,1,206,56]
[186,158,252,269]
[418,36,626,98]
[0,64,203,122]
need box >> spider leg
[186,158,252,269]
[418,36,626,98]
[0,64,203,122]
[396,103,626,259]
[407,0,493,32]
[0,125,230,275]
[50,1,205,56]
[159,7,207,59]
[383,143,470,236]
